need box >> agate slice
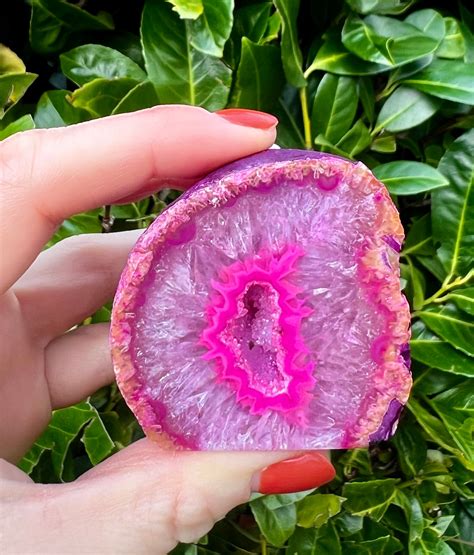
[111,149,411,450]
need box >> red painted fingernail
[215,108,278,130]
[257,453,336,494]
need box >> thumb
[4,439,335,554]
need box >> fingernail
[256,453,336,494]
[215,109,278,130]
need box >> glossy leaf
[311,74,358,143]
[306,35,388,77]
[407,397,473,470]
[411,320,474,377]
[28,401,108,481]
[0,73,37,117]
[82,413,115,465]
[0,44,26,73]
[34,90,91,128]
[418,303,474,357]
[297,494,345,528]
[436,18,466,59]
[0,114,35,140]
[250,496,297,547]
[370,135,396,153]
[141,0,231,110]
[392,419,427,477]
[342,14,443,67]
[445,287,474,316]
[286,522,342,555]
[187,0,233,57]
[432,129,474,278]
[112,80,159,114]
[69,78,139,118]
[373,161,448,195]
[429,381,474,469]
[335,119,371,157]
[230,39,284,111]
[402,214,435,256]
[273,0,306,87]
[60,44,146,86]
[342,479,398,521]
[358,77,375,123]
[166,0,203,19]
[30,0,114,54]
[405,9,445,42]
[345,0,416,16]
[375,86,441,133]
[404,60,474,104]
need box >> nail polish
[216,109,278,130]
[257,453,336,494]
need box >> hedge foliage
[2,1,473,553]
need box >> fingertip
[255,452,336,494]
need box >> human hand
[0,105,335,554]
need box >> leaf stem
[422,269,474,306]
[261,536,268,555]
[299,87,312,150]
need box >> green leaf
[226,3,272,66]
[418,303,474,357]
[405,9,446,42]
[186,0,233,57]
[51,210,102,244]
[60,44,146,87]
[436,18,466,59]
[297,494,345,528]
[375,86,441,133]
[311,74,358,143]
[18,443,47,475]
[432,129,474,278]
[345,0,416,16]
[358,77,375,123]
[335,119,372,157]
[31,402,103,481]
[404,60,474,104]
[410,320,474,377]
[342,13,443,67]
[34,90,91,128]
[250,496,297,547]
[342,479,398,521]
[428,381,474,467]
[286,522,342,555]
[392,418,427,477]
[0,44,26,74]
[0,114,35,140]
[412,528,456,555]
[81,412,115,465]
[402,214,435,256]
[230,39,284,111]
[444,287,474,316]
[141,0,231,110]
[393,490,424,543]
[371,135,396,153]
[408,397,473,470]
[112,80,159,114]
[166,0,203,19]
[373,161,449,195]
[273,0,306,88]
[30,0,114,54]
[69,78,139,118]
[306,35,388,77]
[0,73,37,118]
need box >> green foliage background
[2,0,473,553]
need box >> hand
[0,105,335,554]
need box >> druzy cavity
[201,245,316,418]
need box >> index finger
[0,105,277,293]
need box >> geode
[110,149,411,450]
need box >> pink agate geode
[110,149,411,450]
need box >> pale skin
[0,106,329,554]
